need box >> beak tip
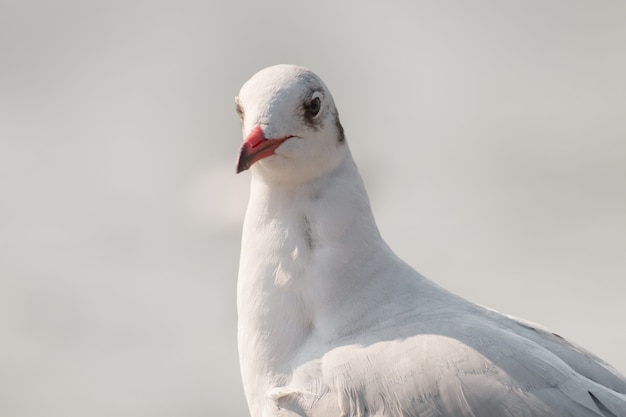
[236,147,250,174]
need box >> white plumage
[234,64,626,417]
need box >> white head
[235,64,347,185]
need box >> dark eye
[304,97,321,117]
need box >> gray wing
[271,308,626,417]
[499,312,626,415]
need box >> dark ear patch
[335,113,345,143]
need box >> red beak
[236,125,289,173]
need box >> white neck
[237,149,412,411]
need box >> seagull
[234,64,626,417]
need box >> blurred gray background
[1,1,625,416]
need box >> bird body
[234,64,626,417]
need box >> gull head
[235,64,346,185]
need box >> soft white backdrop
[1,1,625,416]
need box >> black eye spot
[304,97,321,118]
